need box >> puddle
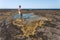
[12,13,39,19]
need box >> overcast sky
[0,0,60,9]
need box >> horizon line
[0,8,60,10]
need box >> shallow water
[13,13,38,19]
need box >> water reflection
[13,13,38,19]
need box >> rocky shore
[0,9,60,40]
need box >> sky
[0,0,60,9]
